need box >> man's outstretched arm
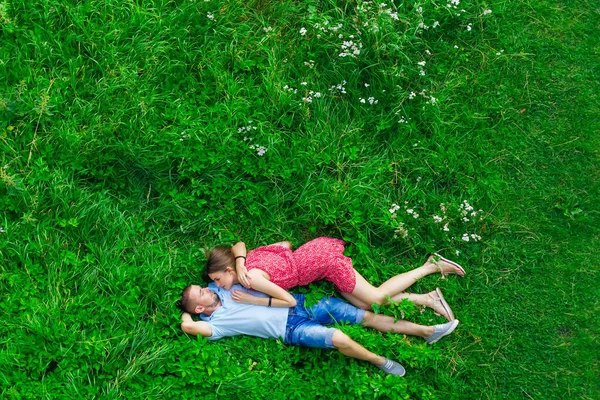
[181,313,212,337]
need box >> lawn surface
[1,0,598,398]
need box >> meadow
[0,0,598,398]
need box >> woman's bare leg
[392,290,455,321]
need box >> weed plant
[0,0,598,399]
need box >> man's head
[179,285,221,315]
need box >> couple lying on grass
[179,237,464,376]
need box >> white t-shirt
[199,283,289,341]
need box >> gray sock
[377,359,406,376]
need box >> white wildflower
[249,144,268,156]
[433,215,443,223]
[483,9,492,15]
[443,223,450,232]
[207,12,214,20]
[394,223,409,238]
[300,27,307,36]
[418,61,427,66]
[461,233,470,242]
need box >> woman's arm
[269,241,292,250]
[231,270,297,307]
[231,241,252,288]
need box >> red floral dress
[245,237,356,293]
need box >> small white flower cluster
[302,90,322,103]
[394,223,409,239]
[303,60,315,69]
[207,12,214,20]
[283,84,298,94]
[238,122,258,133]
[263,26,273,33]
[0,227,5,233]
[249,144,268,156]
[359,97,378,105]
[299,27,307,36]
[378,3,399,21]
[447,0,460,8]
[432,21,440,28]
[179,131,190,142]
[462,233,482,242]
[426,96,437,105]
[389,203,401,214]
[406,208,420,219]
[409,89,437,105]
[397,116,409,124]
[418,60,426,76]
[496,49,504,56]
[466,23,472,32]
[459,200,483,222]
[339,38,363,58]
[329,81,347,94]
[313,20,343,33]
[483,9,493,15]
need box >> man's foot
[425,320,460,344]
[429,253,466,278]
[377,359,406,376]
[427,288,455,321]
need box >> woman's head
[205,246,238,289]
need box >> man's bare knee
[331,330,352,349]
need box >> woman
[205,237,465,320]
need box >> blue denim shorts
[284,294,365,349]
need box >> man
[179,283,459,377]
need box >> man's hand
[181,313,212,337]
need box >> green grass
[1,0,598,398]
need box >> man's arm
[181,312,213,337]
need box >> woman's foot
[427,288,455,321]
[428,253,466,278]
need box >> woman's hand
[231,289,259,304]
[236,265,252,288]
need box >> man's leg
[331,330,405,376]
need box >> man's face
[208,268,236,290]
[189,285,220,314]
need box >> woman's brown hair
[204,246,235,281]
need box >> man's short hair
[178,285,195,313]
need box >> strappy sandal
[429,288,455,321]
[432,253,466,277]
